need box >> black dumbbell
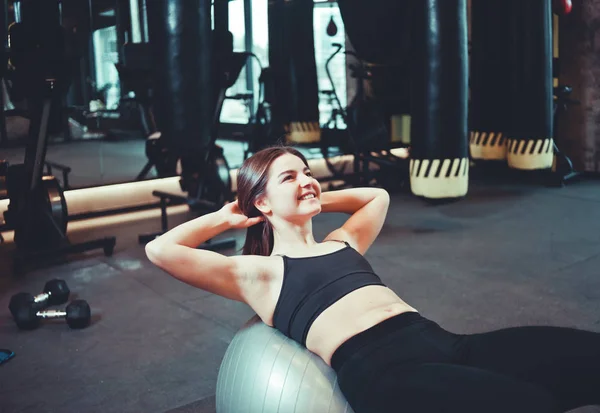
[12,299,91,330]
[8,279,70,318]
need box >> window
[219,0,347,128]
[92,26,121,110]
[219,0,252,124]
[314,1,347,129]
[250,0,269,72]
[218,0,270,125]
[249,0,269,116]
[99,1,346,128]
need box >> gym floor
[1,141,600,412]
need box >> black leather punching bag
[506,0,554,171]
[268,0,320,144]
[146,0,213,156]
[410,0,469,200]
[337,0,413,145]
[10,0,72,135]
[338,0,411,66]
[469,0,512,162]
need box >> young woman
[146,145,600,413]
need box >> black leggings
[331,312,600,413]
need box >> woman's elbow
[145,240,165,266]
[377,188,390,204]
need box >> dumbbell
[8,279,70,318]
[12,299,91,330]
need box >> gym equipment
[99,41,159,144]
[338,0,412,68]
[146,0,213,155]
[553,0,573,15]
[326,13,338,37]
[116,42,176,181]
[469,0,512,162]
[4,0,116,274]
[409,0,469,200]
[8,0,76,140]
[8,278,70,318]
[244,68,282,159]
[131,42,248,188]
[138,132,178,181]
[268,0,321,144]
[337,0,413,119]
[216,316,354,413]
[0,349,15,365]
[322,43,408,190]
[139,0,242,250]
[12,299,91,330]
[139,48,246,230]
[551,86,581,186]
[179,50,248,204]
[3,160,73,249]
[505,0,554,171]
[323,45,356,173]
[4,164,69,238]
[4,105,116,273]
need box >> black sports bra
[272,241,385,346]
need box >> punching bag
[410,0,469,200]
[505,0,554,171]
[338,0,412,66]
[557,0,600,173]
[9,0,72,135]
[146,0,212,156]
[268,0,320,144]
[337,0,413,145]
[469,1,512,162]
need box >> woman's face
[259,153,322,222]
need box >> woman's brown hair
[236,144,309,256]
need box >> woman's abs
[305,285,419,366]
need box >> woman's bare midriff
[305,285,418,366]
[245,255,418,367]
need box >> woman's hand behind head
[220,200,265,229]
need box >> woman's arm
[147,210,230,249]
[145,210,248,302]
[320,187,389,214]
[321,187,391,254]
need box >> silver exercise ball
[216,316,354,413]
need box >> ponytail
[242,219,274,256]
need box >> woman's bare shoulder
[229,254,284,317]
[229,254,282,285]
